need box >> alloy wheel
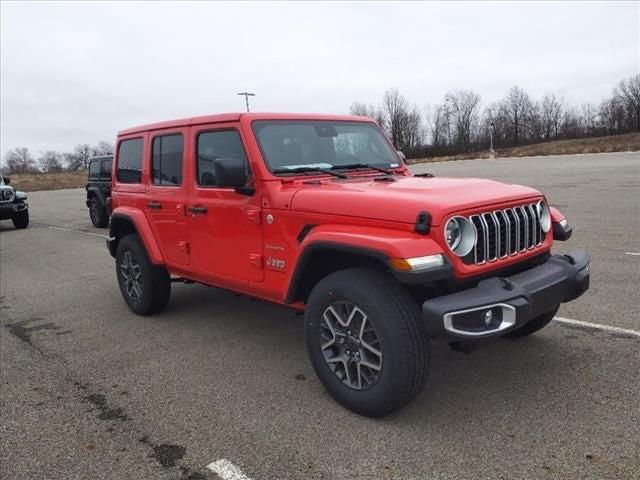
[320,301,383,390]
[120,251,143,302]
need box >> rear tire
[305,267,428,417]
[115,234,170,316]
[89,197,109,228]
[12,209,28,229]
[503,306,559,338]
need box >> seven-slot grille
[469,202,545,264]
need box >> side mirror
[214,157,248,189]
[3,177,10,185]
[396,151,406,162]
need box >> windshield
[252,121,401,173]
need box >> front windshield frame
[251,120,403,176]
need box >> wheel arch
[285,242,392,304]
[107,209,164,264]
[86,186,105,205]
[285,224,452,304]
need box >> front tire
[12,209,28,229]
[89,197,109,228]
[503,306,559,338]
[115,234,170,316]
[305,268,428,417]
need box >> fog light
[443,304,517,336]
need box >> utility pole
[237,92,256,112]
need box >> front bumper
[422,249,590,339]
[0,202,28,220]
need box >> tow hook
[500,278,514,291]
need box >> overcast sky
[1,1,638,154]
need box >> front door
[145,128,190,266]
[187,124,263,283]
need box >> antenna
[237,92,256,112]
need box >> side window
[89,161,100,178]
[152,134,183,186]
[196,130,248,187]
[101,159,112,179]
[117,138,143,183]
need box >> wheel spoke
[359,359,381,372]
[327,305,348,326]
[320,301,382,390]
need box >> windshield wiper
[331,163,395,175]
[272,166,347,179]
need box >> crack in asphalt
[2,309,212,480]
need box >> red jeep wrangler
[107,113,589,417]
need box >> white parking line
[32,223,108,239]
[207,459,253,480]
[625,252,640,256]
[554,317,640,338]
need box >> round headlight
[537,200,551,233]
[444,216,476,257]
[445,217,462,250]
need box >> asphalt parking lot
[1,152,639,480]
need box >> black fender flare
[86,186,106,207]
[285,242,389,304]
[284,241,453,304]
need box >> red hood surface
[290,176,542,226]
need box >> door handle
[188,205,208,215]
[147,201,162,210]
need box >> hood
[290,176,542,226]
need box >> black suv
[85,156,112,227]
[0,175,29,229]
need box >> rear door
[187,123,264,283]
[145,128,190,266]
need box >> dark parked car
[0,175,29,229]
[85,155,112,227]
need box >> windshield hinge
[415,211,431,234]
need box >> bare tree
[92,140,114,156]
[350,102,386,130]
[618,74,640,132]
[598,94,626,135]
[38,150,64,172]
[425,104,448,146]
[65,143,93,170]
[3,147,37,174]
[444,89,481,152]
[382,88,410,149]
[402,105,424,151]
[540,92,565,140]
[499,86,534,146]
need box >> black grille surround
[465,202,546,265]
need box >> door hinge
[249,253,263,269]
[178,241,190,254]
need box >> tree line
[1,141,114,175]
[351,74,639,157]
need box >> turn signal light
[390,254,445,272]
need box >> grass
[6,171,87,192]
[408,132,640,164]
